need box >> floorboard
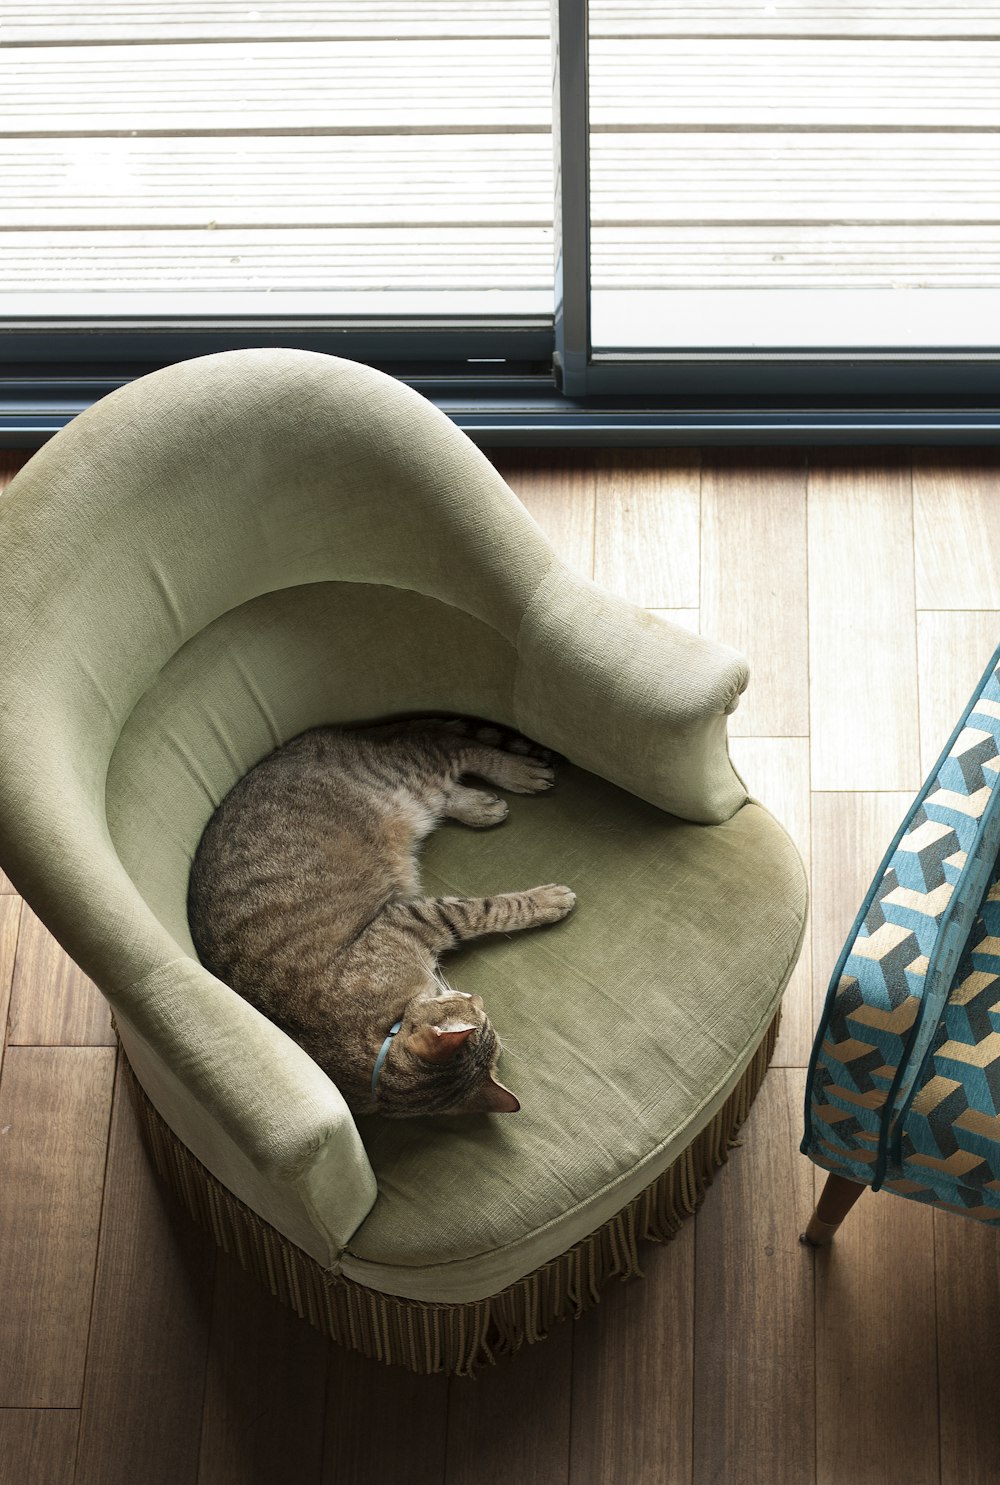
[934,1211,1000,1485]
[0,897,22,1078]
[913,451,1000,611]
[445,1322,573,1485]
[701,447,808,738]
[814,1173,938,1485]
[593,449,701,608]
[74,1061,214,1485]
[570,1223,695,1485]
[321,1347,448,1485]
[7,903,115,1047]
[692,1069,815,1485]
[0,1047,115,1408]
[916,610,1000,774]
[807,451,920,793]
[0,1410,80,1485]
[198,1261,329,1485]
[729,737,813,1067]
[0,444,998,1482]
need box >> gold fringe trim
[119,1013,779,1377]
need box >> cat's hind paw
[493,756,556,794]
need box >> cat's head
[372,986,520,1118]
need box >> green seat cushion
[341,767,804,1301]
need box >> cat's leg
[455,744,556,796]
[443,783,509,828]
[391,886,576,949]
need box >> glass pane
[0,2,553,321]
[588,2,1000,352]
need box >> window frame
[4,0,1000,446]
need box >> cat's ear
[407,1022,476,1062]
[463,1074,521,1114]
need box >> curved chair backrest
[0,348,749,1267]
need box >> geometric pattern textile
[803,643,1000,1225]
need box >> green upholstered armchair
[0,349,807,1374]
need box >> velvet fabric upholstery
[0,348,807,1303]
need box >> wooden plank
[807,451,920,792]
[491,450,596,580]
[701,448,808,737]
[0,1047,115,1407]
[445,1320,573,1485]
[814,1169,938,1485]
[8,0,1000,45]
[5,133,996,234]
[74,1059,215,1485]
[8,39,999,138]
[594,449,701,608]
[692,1068,815,1485]
[916,611,1000,776]
[913,450,1000,610]
[321,1348,448,1485]
[570,1221,695,1485]
[199,1259,329,1485]
[592,1,1000,37]
[729,739,811,1067]
[591,135,1000,224]
[0,1410,80,1485]
[1,286,551,319]
[935,1209,1000,1485]
[0,897,23,1074]
[8,903,115,1047]
[0,136,552,230]
[5,1,550,44]
[810,792,913,1028]
[589,40,1000,129]
[592,226,1000,289]
[0,229,552,297]
[0,42,550,136]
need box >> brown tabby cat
[187,720,576,1117]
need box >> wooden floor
[3,1,1000,321]
[2,442,1000,1484]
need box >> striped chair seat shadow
[803,643,1000,1224]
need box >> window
[3,0,1000,440]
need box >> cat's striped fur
[187,719,576,1117]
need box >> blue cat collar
[371,1019,403,1103]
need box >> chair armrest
[113,956,378,1268]
[513,566,749,824]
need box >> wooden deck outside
[2,2,1000,325]
[2,441,1000,1483]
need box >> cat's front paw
[528,883,577,923]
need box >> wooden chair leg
[799,1172,867,1247]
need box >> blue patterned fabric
[803,644,1000,1224]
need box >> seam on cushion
[343,855,805,1273]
